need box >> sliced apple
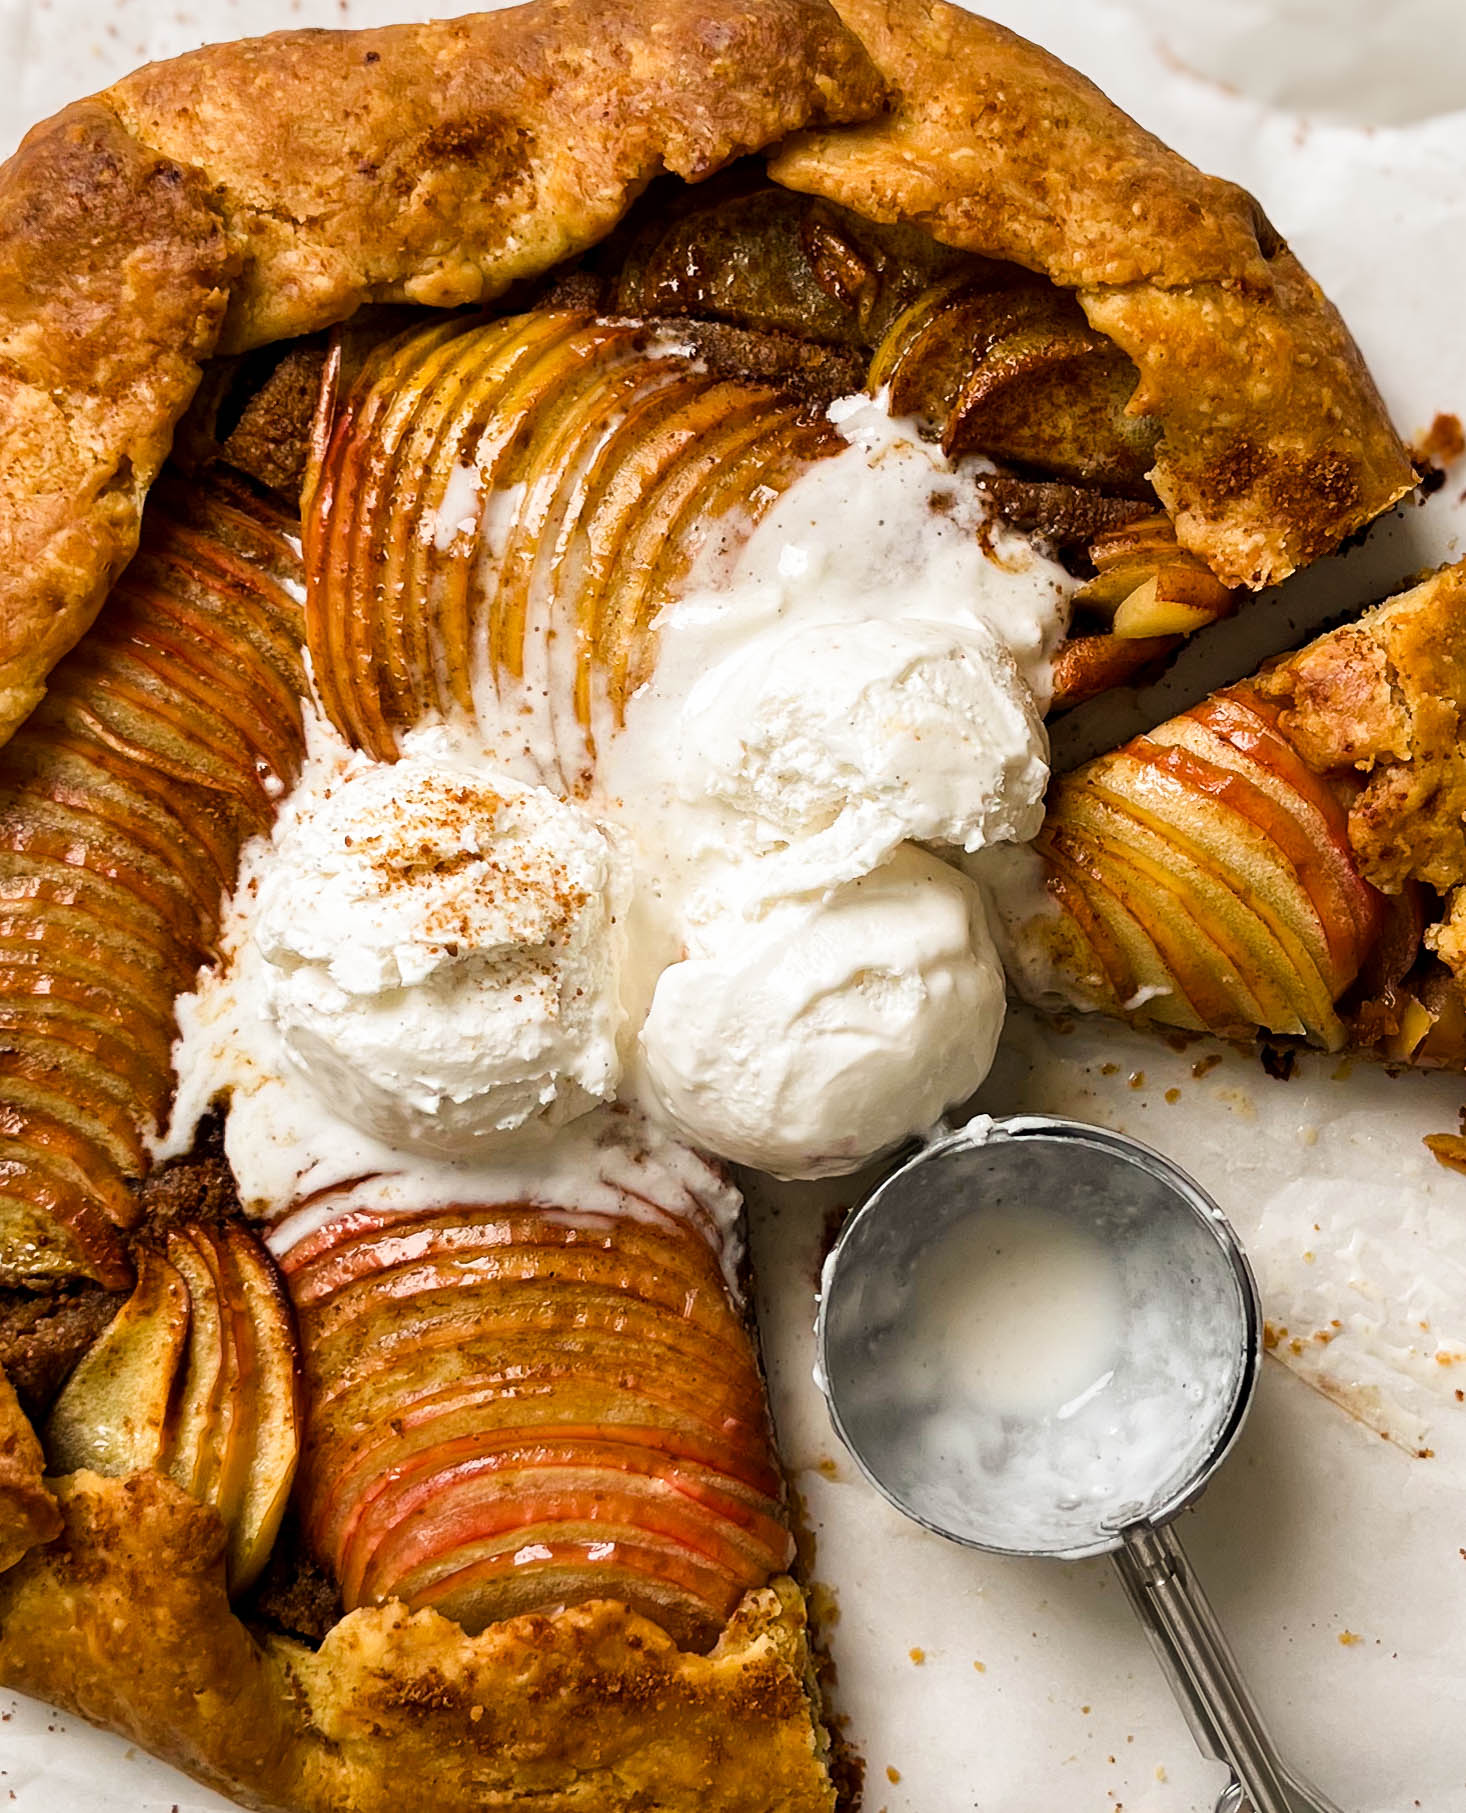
[160,1228,230,1504]
[223,1221,302,1592]
[0,479,306,1286]
[1053,781,1335,1038]
[285,1180,788,1653]
[867,273,1161,488]
[611,182,964,350]
[302,309,848,772]
[1111,580,1221,640]
[1012,656,1406,1047]
[46,1248,190,1476]
[43,1219,300,1593]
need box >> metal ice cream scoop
[816,1113,1342,1813]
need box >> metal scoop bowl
[816,1113,1340,1813]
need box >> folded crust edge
[768,0,1417,590]
[0,1469,837,1813]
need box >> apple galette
[0,1,1417,1808]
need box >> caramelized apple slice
[1001,632,1406,1049]
[225,1222,302,1592]
[303,311,843,779]
[285,1179,787,1653]
[45,1249,190,1475]
[160,1229,230,1502]
[869,275,1161,490]
[0,479,305,1288]
[609,181,968,349]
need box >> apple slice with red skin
[1041,828,1213,1031]
[307,1278,759,1413]
[336,1432,787,1606]
[45,1248,190,1475]
[304,1333,772,1503]
[351,1453,788,1590]
[1089,749,1340,995]
[313,1397,787,1576]
[297,1225,744,1358]
[286,1204,731,1317]
[1053,786,1326,1036]
[1033,842,1141,1009]
[1054,819,1279,1035]
[0,480,305,1287]
[1122,733,1376,993]
[1080,762,1343,1040]
[396,1527,752,1653]
[1191,688,1385,957]
[416,1544,738,1654]
[1141,713,1380,976]
[287,1189,787,1650]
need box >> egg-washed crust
[0,1373,60,1573]
[0,101,232,748]
[0,0,887,752]
[0,1469,836,1813]
[768,0,1416,591]
[1255,558,1466,926]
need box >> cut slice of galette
[988,559,1466,1066]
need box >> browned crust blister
[769,0,1416,588]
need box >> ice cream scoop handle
[1113,1521,1343,1813]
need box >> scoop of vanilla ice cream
[679,616,1048,864]
[253,748,631,1157]
[637,844,1005,1178]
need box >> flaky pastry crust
[0,0,885,747]
[0,1373,59,1573]
[1255,558,1466,935]
[0,102,230,744]
[768,0,1415,590]
[0,1471,835,1812]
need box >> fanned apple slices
[303,309,842,773]
[992,560,1466,1061]
[44,1219,302,1593]
[0,480,307,1289]
[279,1177,791,1654]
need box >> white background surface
[2,2,1466,1809]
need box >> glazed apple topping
[276,1168,787,1653]
[0,478,306,1292]
[45,1218,301,1594]
[983,683,1388,1047]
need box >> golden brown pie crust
[768,0,1416,590]
[0,1373,59,1573]
[1255,559,1466,916]
[0,1471,834,1812]
[0,0,1415,748]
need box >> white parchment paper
[1,3,1464,1809]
